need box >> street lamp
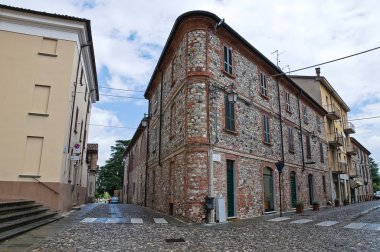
[275,160,285,217]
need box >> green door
[290,172,297,208]
[226,160,235,217]
[264,167,274,212]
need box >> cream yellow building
[291,68,357,205]
[0,5,99,213]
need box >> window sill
[28,112,49,117]
[263,141,272,146]
[224,128,238,135]
[289,149,295,154]
[221,70,235,79]
[260,93,269,100]
[38,52,57,57]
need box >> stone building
[0,5,98,213]
[124,11,331,223]
[349,138,373,202]
[290,70,359,205]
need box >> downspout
[276,79,285,163]
[297,92,305,171]
[144,110,150,207]
[208,83,215,223]
[158,70,164,166]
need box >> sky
[2,0,380,166]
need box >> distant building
[291,70,361,205]
[350,138,372,202]
[0,5,99,213]
[86,144,99,203]
[124,11,331,223]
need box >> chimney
[315,67,321,77]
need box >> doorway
[264,167,274,212]
[290,171,297,208]
[226,160,236,217]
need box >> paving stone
[80,218,97,223]
[315,221,339,227]
[153,218,168,224]
[290,219,313,224]
[131,218,143,224]
[344,222,368,229]
[362,223,380,231]
[105,218,120,224]
[267,217,291,222]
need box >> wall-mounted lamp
[227,84,238,103]
[141,113,150,127]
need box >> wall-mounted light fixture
[227,84,238,103]
[141,113,150,127]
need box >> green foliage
[96,140,130,196]
[370,157,380,191]
[296,202,304,208]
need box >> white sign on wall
[73,143,81,154]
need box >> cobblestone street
[0,201,379,251]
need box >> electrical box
[215,197,226,223]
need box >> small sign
[73,143,81,154]
[213,153,221,162]
[70,155,80,161]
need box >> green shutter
[227,160,235,217]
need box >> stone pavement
[0,201,379,251]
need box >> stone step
[0,215,62,242]
[0,203,43,216]
[0,207,49,223]
[0,211,57,233]
[0,200,35,209]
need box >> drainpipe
[297,92,305,171]
[158,70,164,166]
[144,106,151,207]
[276,78,285,217]
[208,83,215,223]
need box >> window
[285,91,291,112]
[30,85,50,115]
[322,175,326,193]
[303,106,308,123]
[39,37,57,56]
[263,114,270,144]
[306,135,311,158]
[316,116,321,132]
[260,73,267,97]
[74,107,79,133]
[170,103,176,137]
[225,95,235,131]
[320,143,324,163]
[223,45,232,75]
[23,136,44,176]
[152,127,157,152]
[288,127,294,152]
[85,85,88,101]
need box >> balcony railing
[338,161,348,174]
[346,144,358,156]
[328,133,344,147]
[344,121,356,134]
[325,103,341,120]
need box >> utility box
[215,197,226,223]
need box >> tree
[96,140,130,196]
[370,157,380,191]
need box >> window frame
[288,127,294,152]
[303,105,309,124]
[260,72,268,97]
[285,91,291,112]
[223,45,233,75]
[263,114,271,144]
[225,94,236,132]
[306,135,311,159]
